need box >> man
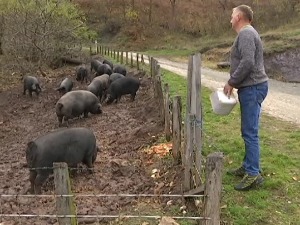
[223,5,269,191]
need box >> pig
[75,65,89,83]
[102,59,113,70]
[26,127,99,194]
[107,77,140,104]
[113,65,127,76]
[87,74,109,102]
[91,59,102,73]
[56,77,73,95]
[56,90,102,126]
[96,63,112,76]
[23,75,42,97]
[109,73,125,84]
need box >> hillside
[74,0,300,82]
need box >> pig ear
[27,141,36,149]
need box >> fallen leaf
[292,176,298,181]
[152,168,159,174]
[166,200,173,206]
[146,143,173,157]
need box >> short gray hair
[234,5,253,22]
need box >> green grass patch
[160,70,300,225]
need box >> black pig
[23,75,41,97]
[56,77,73,95]
[56,90,102,126]
[107,77,140,104]
[26,127,99,194]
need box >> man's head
[230,5,253,32]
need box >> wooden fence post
[191,53,202,187]
[164,83,171,141]
[172,95,182,164]
[53,162,77,225]
[121,51,123,64]
[129,52,133,67]
[150,57,153,78]
[141,54,144,64]
[113,50,116,59]
[155,66,164,121]
[184,53,203,191]
[202,152,224,225]
[89,46,92,55]
[117,51,120,62]
[136,53,140,70]
[126,51,128,65]
[94,40,98,54]
[184,113,194,191]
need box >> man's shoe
[227,166,246,177]
[234,174,264,191]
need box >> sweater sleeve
[228,31,255,87]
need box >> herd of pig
[22,58,141,194]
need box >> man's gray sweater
[228,25,268,89]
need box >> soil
[0,66,185,225]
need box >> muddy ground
[0,65,187,225]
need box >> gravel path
[144,56,300,127]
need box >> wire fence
[0,47,224,225]
[0,190,208,224]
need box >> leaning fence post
[202,152,224,225]
[53,162,77,225]
[184,113,194,191]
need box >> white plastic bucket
[210,88,237,115]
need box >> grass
[159,70,300,225]
[136,21,300,73]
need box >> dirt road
[142,55,300,127]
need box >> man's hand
[223,83,234,98]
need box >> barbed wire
[0,193,205,198]
[0,214,210,220]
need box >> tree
[169,0,177,30]
[149,0,153,23]
[0,0,95,70]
